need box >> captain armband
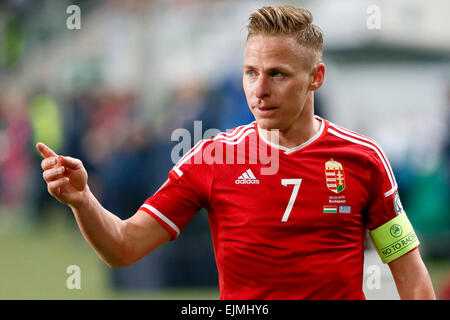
[369,213,420,264]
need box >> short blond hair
[246,5,323,66]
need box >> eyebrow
[243,65,293,73]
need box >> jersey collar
[255,115,328,155]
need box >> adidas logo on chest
[235,169,260,184]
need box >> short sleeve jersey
[139,116,416,299]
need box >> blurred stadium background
[0,0,449,300]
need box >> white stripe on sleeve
[141,204,181,237]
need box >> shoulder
[210,122,257,145]
[326,120,387,162]
[171,122,256,177]
[325,120,397,196]
[189,121,257,152]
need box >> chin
[255,118,281,131]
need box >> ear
[309,62,325,91]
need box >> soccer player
[37,5,436,299]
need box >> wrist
[69,185,92,211]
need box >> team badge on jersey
[325,159,346,193]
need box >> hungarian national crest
[325,159,346,193]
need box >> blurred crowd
[0,74,258,219]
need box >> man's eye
[271,71,284,77]
[247,71,256,77]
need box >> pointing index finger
[36,142,57,159]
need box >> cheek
[242,80,253,103]
[293,77,310,98]
[281,83,309,113]
[283,84,305,104]
[242,78,248,94]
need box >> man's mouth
[254,106,278,116]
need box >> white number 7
[281,179,302,222]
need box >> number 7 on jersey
[281,179,302,222]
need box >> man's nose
[254,75,270,99]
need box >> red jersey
[140,116,413,299]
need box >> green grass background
[0,209,448,300]
[0,210,219,300]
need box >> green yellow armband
[369,213,420,264]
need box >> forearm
[69,186,127,268]
[396,275,436,299]
[392,256,436,299]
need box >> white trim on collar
[257,116,325,154]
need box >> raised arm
[37,142,171,268]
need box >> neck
[258,93,320,149]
